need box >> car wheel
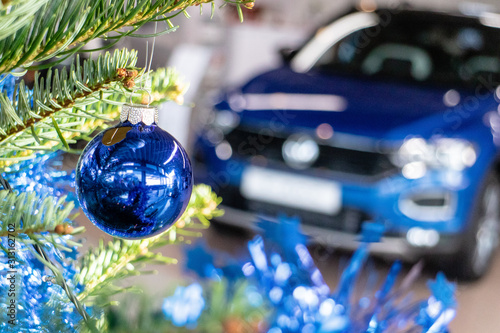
[451,172,500,281]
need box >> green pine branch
[74,184,223,304]
[0,49,187,166]
[0,0,254,75]
[0,190,83,252]
[0,0,49,40]
[1,48,138,136]
[28,241,100,333]
[0,48,138,164]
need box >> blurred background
[77,0,500,332]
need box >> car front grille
[224,127,396,177]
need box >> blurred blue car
[193,7,500,279]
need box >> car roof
[320,4,500,30]
[295,5,498,58]
[374,7,481,26]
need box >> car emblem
[282,134,320,170]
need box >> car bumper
[216,205,463,262]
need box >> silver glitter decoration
[120,110,128,123]
[120,104,159,125]
[142,109,155,125]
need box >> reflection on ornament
[75,103,192,239]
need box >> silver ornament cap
[120,104,159,125]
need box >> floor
[78,213,500,333]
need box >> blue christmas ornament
[75,103,193,239]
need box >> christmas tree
[0,1,249,332]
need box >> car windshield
[300,10,500,89]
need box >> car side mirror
[280,48,298,65]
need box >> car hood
[224,67,495,141]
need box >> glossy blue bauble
[75,120,193,239]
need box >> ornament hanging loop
[130,88,153,107]
[121,90,158,125]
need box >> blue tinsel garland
[0,75,83,332]
[168,216,456,333]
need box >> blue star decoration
[427,272,457,309]
[162,283,205,328]
[257,214,306,253]
[360,220,385,243]
[185,241,218,280]
[416,272,457,331]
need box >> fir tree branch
[0,0,49,40]
[0,0,254,75]
[147,67,189,106]
[0,190,83,251]
[75,184,223,304]
[0,48,138,139]
[29,241,100,333]
[0,174,96,332]
[0,49,186,166]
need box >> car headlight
[212,110,240,132]
[392,137,477,178]
[204,110,240,146]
